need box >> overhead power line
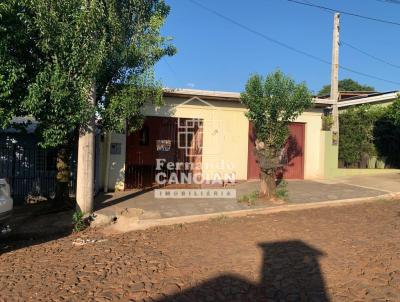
[287,0,400,27]
[187,0,400,86]
[376,0,400,4]
[342,41,400,69]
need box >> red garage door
[247,122,305,180]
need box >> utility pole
[76,84,96,214]
[330,13,340,145]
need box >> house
[3,88,398,199]
[101,88,336,192]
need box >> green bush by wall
[339,98,400,168]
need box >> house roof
[163,88,241,102]
[163,88,333,107]
[319,91,377,100]
[338,91,399,108]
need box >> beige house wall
[104,97,325,191]
[142,97,250,182]
[293,108,325,179]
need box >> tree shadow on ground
[0,203,74,254]
[157,240,329,301]
[94,188,154,211]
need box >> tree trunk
[76,84,96,214]
[259,170,276,200]
[55,146,71,205]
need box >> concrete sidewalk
[93,173,400,227]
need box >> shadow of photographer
[157,240,329,301]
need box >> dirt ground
[1,200,400,302]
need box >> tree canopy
[241,70,312,198]
[0,0,176,147]
[318,79,375,96]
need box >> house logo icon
[177,97,223,157]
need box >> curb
[103,192,400,234]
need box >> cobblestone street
[1,200,400,301]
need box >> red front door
[125,116,204,189]
[247,122,305,180]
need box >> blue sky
[154,0,400,94]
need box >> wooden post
[76,84,96,214]
[330,13,340,145]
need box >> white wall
[105,133,126,191]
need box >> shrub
[339,100,400,168]
[339,105,385,167]
[276,180,289,200]
[322,115,334,131]
[72,211,86,232]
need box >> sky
[154,0,400,95]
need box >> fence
[0,133,77,204]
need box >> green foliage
[387,95,400,126]
[373,97,400,167]
[238,195,249,203]
[338,101,400,168]
[318,79,375,96]
[0,0,43,128]
[276,180,288,200]
[209,215,229,223]
[238,191,259,205]
[322,114,334,131]
[72,211,86,232]
[0,0,176,147]
[339,105,385,166]
[241,70,312,174]
[249,191,259,202]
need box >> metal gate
[0,133,77,203]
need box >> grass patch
[72,211,87,232]
[238,191,259,206]
[276,181,289,201]
[209,214,229,223]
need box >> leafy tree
[0,0,175,208]
[1,0,175,144]
[318,79,375,96]
[241,71,312,199]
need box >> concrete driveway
[94,173,400,222]
[336,173,400,194]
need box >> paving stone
[1,200,400,301]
